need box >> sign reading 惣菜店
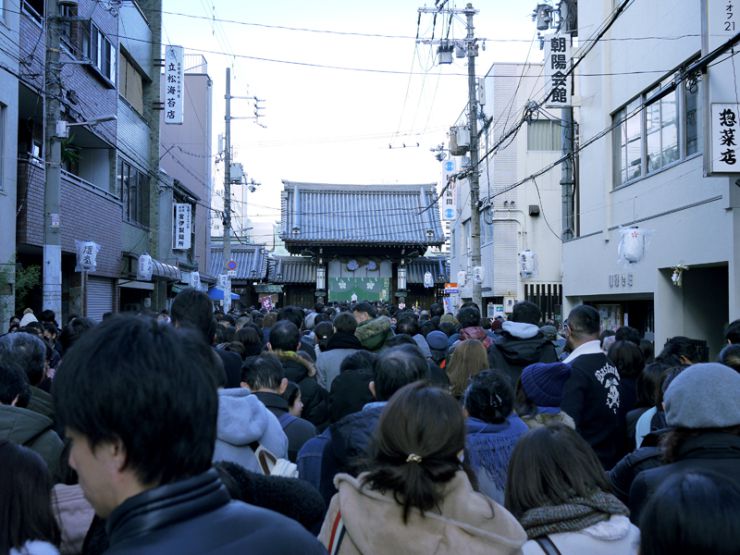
[711,104,740,173]
[164,45,184,125]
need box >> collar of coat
[273,349,317,378]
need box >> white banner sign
[544,33,571,108]
[711,103,740,172]
[75,240,100,272]
[164,45,185,125]
[441,159,457,221]
[173,203,192,250]
[707,0,738,53]
[137,253,153,281]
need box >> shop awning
[151,259,181,281]
[208,287,240,301]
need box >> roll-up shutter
[86,277,113,322]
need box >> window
[119,158,149,226]
[613,64,702,188]
[119,52,144,114]
[89,24,116,84]
[527,119,561,151]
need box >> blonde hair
[446,339,489,398]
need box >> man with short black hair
[487,300,558,386]
[242,354,316,461]
[561,304,625,469]
[352,302,376,324]
[269,321,328,429]
[396,314,432,360]
[454,305,492,348]
[725,319,740,344]
[171,287,242,388]
[53,315,324,554]
[316,312,363,390]
[0,332,54,425]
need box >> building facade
[563,0,739,357]
[448,63,563,319]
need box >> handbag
[535,536,563,555]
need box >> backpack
[249,440,299,478]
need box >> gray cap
[664,362,740,429]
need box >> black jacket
[629,432,740,523]
[276,352,329,431]
[253,391,316,462]
[104,469,326,554]
[330,404,385,475]
[487,332,558,387]
[560,352,625,470]
[215,348,242,388]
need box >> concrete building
[0,1,20,331]
[447,63,563,319]
[159,53,215,302]
[564,0,740,357]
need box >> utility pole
[417,2,483,311]
[43,0,63,321]
[464,3,483,311]
[223,67,233,313]
[559,0,576,241]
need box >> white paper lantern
[620,228,645,263]
[473,266,484,283]
[137,253,153,281]
[423,271,434,288]
[457,270,467,287]
[518,250,535,278]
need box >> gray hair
[0,332,47,385]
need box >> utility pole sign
[164,45,185,124]
[544,33,572,108]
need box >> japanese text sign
[711,104,740,172]
[164,45,184,124]
[75,241,100,272]
[544,34,571,108]
[707,0,737,53]
[173,203,192,250]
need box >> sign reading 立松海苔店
[164,45,185,125]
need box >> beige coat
[319,472,526,555]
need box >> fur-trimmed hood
[274,350,317,379]
[354,316,393,351]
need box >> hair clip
[406,453,423,463]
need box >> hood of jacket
[275,350,316,381]
[495,332,552,365]
[216,388,271,447]
[330,404,385,472]
[501,321,540,339]
[325,332,363,351]
[579,515,634,542]
[355,316,393,351]
[332,472,526,555]
[0,404,54,445]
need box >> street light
[55,115,117,138]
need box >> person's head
[635,361,670,408]
[505,424,611,519]
[52,315,219,518]
[639,471,740,555]
[268,320,300,352]
[456,306,481,328]
[353,302,376,324]
[614,325,640,345]
[340,350,378,373]
[371,346,426,401]
[564,305,600,349]
[396,315,420,337]
[425,330,449,365]
[724,319,740,344]
[599,329,616,351]
[170,287,217,344]
[511,301,541,325]
[262,311,277,329]
[333,311,358,335]
[438,320,457,337]
[657,336,705,366]
[241,353,286,393]
[277,306,305,330]
[282,381,303,417]
[463,370,514,424]
[0,332,47,387]
[718,344,740,372]
[639,338,654,364]
[234,325,263,359]
[0,359,29,407]
[314,321,334,351]
[607,340,645,379]
[58,317,96,353]
[364,382,466,523]
[446,339,488,398]
[0,441,60,553]
[429,302,444,318]
[517,362,572,414]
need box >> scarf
[459,326,493,349]
[325,332,363,351]
[519,491,629,539]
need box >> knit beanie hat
[521,362,572,408]
[664,362,740,429]
[426,330,449,352]
[440,313,459,326]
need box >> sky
[161,1,539,243]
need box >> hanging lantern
[423,271,434,288]
[75,240,100,273]
[619,227,645,263]
[473,266,484,283]
[518,250,535,279]
[457,270,467,287]
[316,266,326,291]
[397,266,407,291]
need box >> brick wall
[17,161,123,278]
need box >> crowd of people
[1,292,739,554]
